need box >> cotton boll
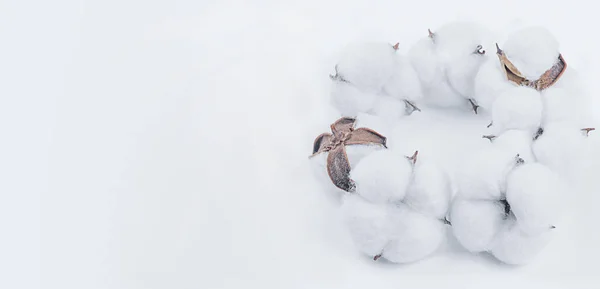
[407,37,438,86]
[473,58,514,110]
[383,55,423,102]
[335,42,396,91]
[381,206,446,263]
[449,199,506,252]
[330,80,378,117]
[370,95,408,122]
[491,130,535,163]
[456,147,519,200]
[340,194,395,257]
[506,163,565,234]
[501,26,560,81]
[445,53,487,99]
[405,158,452,219]
[421,72,465,108]
[532,121,587,175]
[491,219,553,265]
[491,86,543,135]
[351,149,413,204]
[541,87,575,124]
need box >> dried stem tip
[406,150,419,165]
[582,127,595,136]
[373,254,382,261]
[392,42,399,50]
[482,135,496,142]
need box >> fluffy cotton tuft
[340,194,396,256]
[490,219,553,265]
[456,147,520,200]
[381,207,446,263]
[405,158,452,219]
[532,121,588,178]
[491,129,535,163]
[370,96,409,122]
[541,87,583,125]
[335,42,396,91]
[383,54,423,102]
[351,149,413,203]
[491,86,543,135]
[330,80,378,117]
[506,163,565,234]
[407,37,439,86]
[501,26,560,81]
[473,58,514,110]
[449,199,507,252]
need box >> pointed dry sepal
[406,150,419,165]
[404,99,421,115]
[486,121,493,128]
[373,253,382,261]
[392,42,400,50]
[326,145,355,192]
[482,135,496,142]
[495,43,503,55]
[331,117,356,137]
[312,133,333,155]
[346,128,388,148]
[582,127,595,137]
[468,99,480,114]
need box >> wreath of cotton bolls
[408,21,493,113]
[329,42,423,121]
[311,23,592,267]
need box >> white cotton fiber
[340,194,395,257]
[491,129,535,163]
[383,54,424,102]
[445,53,487,99]
[491,86,543,135]
[309,152,343,194]
[491,219,553,265]
[335,42,396,91]
[506,163,565,234]
[405,159,451,219]
[473,58,514,110]
[501,26,560,81]
[351,149,413,204]
[370,95,408,122]
[532,121,587,175]
[407,37,439,86]
[456,147,519,200]
[541,87,574,124]
[330,80,378,117]
[449,199,506,252]
[433,22,492,61]
[381,206,446,263]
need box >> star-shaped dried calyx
[495,43,567,91]
[310,117,388,192]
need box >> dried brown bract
[311,117,388,192]
[496,43,567,91]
